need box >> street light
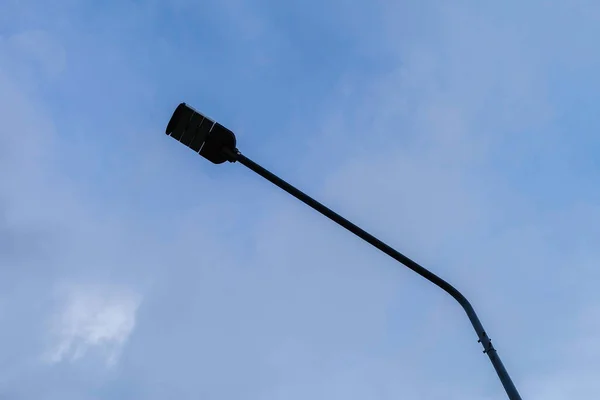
[165,102,523,400]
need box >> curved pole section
[227,149,522,400]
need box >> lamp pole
[165,103,523,400]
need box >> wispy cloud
[45,283,141,367]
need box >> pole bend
[223,148,522,399]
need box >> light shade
[166,103,236,164]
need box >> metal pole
[224,147,522,400]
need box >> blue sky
[1,0,600,398]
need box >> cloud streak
[45,283,141,366]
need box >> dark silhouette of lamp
[165,102,523,400]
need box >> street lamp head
[166,103,237,164]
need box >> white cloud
[45,283,141,367]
